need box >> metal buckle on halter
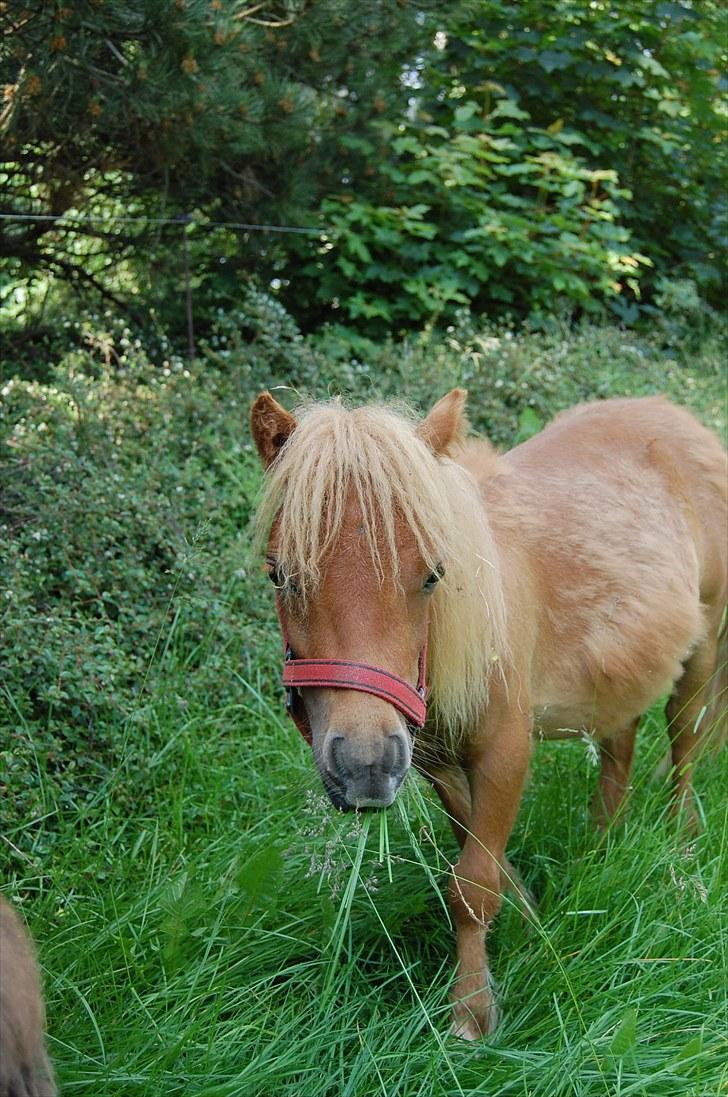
[284,645,295,712]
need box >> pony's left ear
[250,392,298,467]
[416,388,468,456]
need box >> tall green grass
[4,620,726,1096]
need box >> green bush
[436,0,725,309]
[4,2,724,347]
[296,94,648,328]
[282,0,726,329]
[0,340,264,845]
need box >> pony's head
[251,390,506,809]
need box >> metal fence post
[178,213,195,360]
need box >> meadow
[2,304,727,1096]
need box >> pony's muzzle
[322,726,411,809]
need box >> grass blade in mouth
[378,808,393,884]
[321,816,371,1000]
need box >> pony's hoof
[450,999,500,1041]
[449,1015,481,1041]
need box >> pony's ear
[416,388,468,456]
[250,392,297,467]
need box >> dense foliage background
[2,0,726,345]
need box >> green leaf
[673,1033,703,1063]
[337,256,356,278]
[403,204,431,219]
[490,98,530,121]
[657,98,684,117]
[538,50,572,73]
[235,846,283,904]
[638,54,670,79]
[408,169,436,185]
[516,407,543,442]
[454,101,479,124]
[346,293,392,320]
[346,235,372,263]
[609,1007,638,1057]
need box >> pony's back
[507,395,727,604]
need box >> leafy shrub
[0,342,266,848]
[422,1,726,310]
[295,91,648,328]
[282,0,725,329]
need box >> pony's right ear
[250,392,297,468]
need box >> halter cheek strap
[275,595,428,745]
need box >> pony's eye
[266,558,299,594]
[423,564,445,591]
[266,557,284,588]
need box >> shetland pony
[250,389,727,1040]
[0,896,57,1096]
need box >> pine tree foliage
[0,0,430,309]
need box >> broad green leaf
[538,50,572,73]
[673,1033,703,1064]
[516,407,543,442]
[609,1007,638,1057]
[454,101,479,124]
[235,846,283,903]
[346,235,372,263]
[490,98,530,121]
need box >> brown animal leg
[426,762,535,913]
[425,762,471,848]
[448,714,530,1040]
[594,718,639,829]
[666,635,719,831]
[498,856,536,912]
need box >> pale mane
[254,399,508,740]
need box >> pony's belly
[532,662,678,740]
[532,704,603,740]
[531,611,698,740]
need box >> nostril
[388,728,410,774]
[384,733,399,773]
[329,734,350,778]
[322,732,343,776]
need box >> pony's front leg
[424,762,471,847]
[448,714,530,1040]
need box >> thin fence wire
[1,209,324,358]
[0,211,321,233]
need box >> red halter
[275,595,428,745]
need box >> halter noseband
[276,595,428,745]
